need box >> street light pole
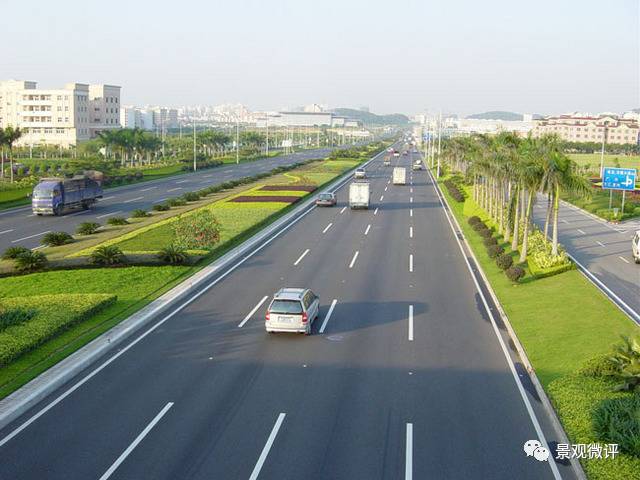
[236,118,239,164]
[599,124,607,179]
[266,115,269,156]
[193,121,197,172]
[437,111,442,178]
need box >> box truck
[31,173,103,216]
[393,167,407,185]
[349,182,370,209]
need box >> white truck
[393,167,407,185]
[349,182,370,209]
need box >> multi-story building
[0,79,120,147]
[120,105,176,131]
[533,114,639,145]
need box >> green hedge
[0,294,117,366]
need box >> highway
[532,195,640,323]
[0,147,335,251]
[0,150,575,479]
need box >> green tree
[3,126,23,182]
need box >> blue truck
[31,173,103,216]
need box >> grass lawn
[563,187,640,221]
[0,185,33,210]
[569,153,640,170]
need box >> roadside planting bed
[437,171,640,479]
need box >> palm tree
[518,138,545,262]
[3,126,23,183]
[0,128,5,179]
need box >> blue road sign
[602,167,637,191]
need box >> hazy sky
[1,0,638,116]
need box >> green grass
[0,185,32,210]
[570,153,640,170]
[564,188,640,221]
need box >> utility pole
[436,111,442,178]
[236,117,240,164]
[266,115,269,156]
[599,124,607,179]
[193,122,197,172]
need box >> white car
[265,288,320,335]
[633,230,640,264]
[354,168,366,179]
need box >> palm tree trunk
[519,189,535,263]
[544,191,552,240]
[9,148,13,183]
[552,184,560,255]
[511,187,520,251]
[504,182,512,241]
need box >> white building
[0,79,120,147]
[450,118,534,137]
[120,106,176,131]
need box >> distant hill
[332,108,409,125]
[632,108,640,113]
[466,111,523,121]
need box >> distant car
[354,168,366,179]
[402,151,409,156]
[316,192,336,207]
[265,288,320,335]
[633,230,640,264]
[393,152,400,158]
[412,162,423,171]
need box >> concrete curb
[428,168,587,480]
[0,146,389,432]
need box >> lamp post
[193,121,197,172]
[236,118,240,164]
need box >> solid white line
[294,248,310,266]
[32,245,45,251]
[98,402,173,480]
[379,195,384,201]
[175,180,189,184]
[322,223,333,234]
[577,229,586,235]
[619,256,630,264]
[374,207,379,215]
[349,250,359,269]
[248,413,286,480]
[167,187,182,192]
[409,254,413,272]
[408,305,414,341]
[153,198,168,204]
[11,231,49,243]
[405,423,413,480]
[409,226,413,238]
[340,206,347,214]
[427,168,562,480]
[596,241,605,247]
[364,224,371,235]
[410,209,413,217]
[0,229,15,235]
[140,186,158,192]
[101,196,115,200]
[97,211,122,219]
[319,299,338,334]
[238,295,269,328]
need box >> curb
[428,168,587,480]
[0,145,390,432]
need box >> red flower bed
[230,195,301,203]
[259,185,316,192]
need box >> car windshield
[33,188,53,199]
[270,299,303,314]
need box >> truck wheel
[53,206,62,216]
[82,201,90,210]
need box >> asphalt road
[0,147,337,251]
[0,150,575,479]
[532,195,640,323]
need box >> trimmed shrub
[166,197,187,207]
[607,335,640,392]
[496,254,514,271]
[172,210,221,250]
[472,222,488,232]
[131,209,150,218]
[182,191,200,202]
[2,246,30,260]
[157,244,189,265]
[14,251,48,272]
[107,217,129,226]
[487,245,504,259]
[483,237,498,247]
[41,231,74,246]
[152,203,171,212]
[90,245,125,266]
[468,216,481,226]
[76,222,101,235]
[478,228,493,239]
[593,395,640,457]
[0,307,36,331]
[505,266,525,282]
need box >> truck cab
[32,181,64,216]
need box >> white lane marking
[175,180,189,184]
[410,197,413,203]
[561,219,569,224]
[101,196,115,200]
[11,231,50,243]
[140,186,157,192]
[322,223,333,234]
[96,211,123,219]
[410,209,413,217]
[294,248,310,266]
[384,186,388,192]
[427,167,562,480]
[387,180,390,184]
[408,305,414,341]
[374,207,379,215]
[238,295,269,328]
[153,198,168,204]
[596,241,605,247]
[167,187,183,192]
[577,229,586,235]
[619,256,630,264]
[340,206,347,214]
[203,174,214,178]
[379,195,384,201]
[319,299,338,334]
[409,254,414,272]
[26,214,35,217]
[364,224,371,236]
[98,402,173,480]
[405,423,413,480]
[248,413,286,480]
[349,250,359,269]
[410,188,413,193]
[0,229,15,235]
[123,196,144,204]
[409,226,413,238]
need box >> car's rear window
[319,194,333,200]
[270,299,303,314]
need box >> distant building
[450,118,533,137]
[269,111,334,127]
[0,79,120,147]
[303,103,325,113]
[532,114,639,145]
[120,106,177,131]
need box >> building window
[58,117,62,122]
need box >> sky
[1,0,638,116]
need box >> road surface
[0,151,575,479]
